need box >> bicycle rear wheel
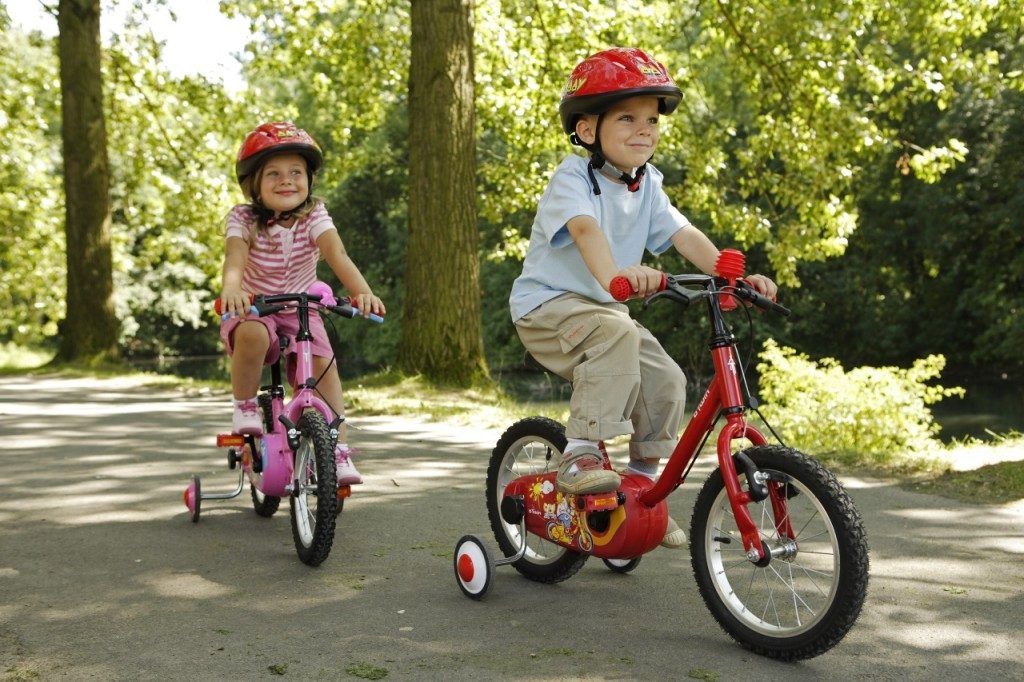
[486,417,588,583]
[689,445,869,660]
[289,410,338,566]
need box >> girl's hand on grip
[219,289,252,319]
[350,293,385,319]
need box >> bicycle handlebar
[213,290,385,323]
[611,272,790,317]
[733,280,791,317]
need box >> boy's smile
[576,95,661,174]
[258,153,310,214]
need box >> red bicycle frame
[634,274,792,561]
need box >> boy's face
[575,95,661,171]
[257,153,310,214]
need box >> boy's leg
[516,294,641,494]
[627,324,687,465]
[627,324,688,548]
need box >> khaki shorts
[515,293,686,460]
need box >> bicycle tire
[689,445,869,660]
[250,483,281,517]
[289,410,338,566]
[486,417,588,583]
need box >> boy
[509,48,777,547]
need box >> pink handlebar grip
[609,273,667,302]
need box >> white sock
[565,438,599,454]
[627,460,658,480]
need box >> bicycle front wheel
[689,445,869,660]
[289,410,338,566]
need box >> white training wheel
[603,557,642,574]
[454,535,494,600]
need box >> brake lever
[643,286,698,310]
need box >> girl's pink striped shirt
[225,203,336,295]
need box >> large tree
[56,0,118,363]
[399,0,485,384]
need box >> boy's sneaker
[661,516,687,548]
[232,399,262,435]
[556,446,619,495]
[335,445,363,485]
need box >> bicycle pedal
[336,485,352,500]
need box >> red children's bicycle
[453,251,869,661]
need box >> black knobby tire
[689,446,869,661]
[486,416,588,583]
[289,411,339,566]
[250,483,281,518]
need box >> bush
[756,339,965,467]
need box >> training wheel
[183,475,202,523]
[454,535,494,600]
[603,557,642,574]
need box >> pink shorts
[220,310,334,367]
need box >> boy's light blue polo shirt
[510,154,690,322]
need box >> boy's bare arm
[568,216,671,296]
[670,224,778,298]
[670,224,720,275]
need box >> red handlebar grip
[609,273,667,302]
[609,276,633,302]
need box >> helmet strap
[570,113,649,194]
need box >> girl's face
[577,95,661,172]
[257,153,310,214]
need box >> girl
[219,121,384,485]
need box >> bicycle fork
[716,415,796,563]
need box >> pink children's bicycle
[454,251,869,661]
[183,282,382,566]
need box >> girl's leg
[312,355,362,485]
[230,321,270,398]
[230,321,271,433]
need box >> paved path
[1,376,1022,680]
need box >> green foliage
[3,0,1022,387]
[757,339,965,467]
[0,22,65,344]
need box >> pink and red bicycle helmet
[235,121,323,190]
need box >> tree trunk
[56,0,119,364]
[399,0,486,385]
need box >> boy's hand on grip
[609,266,667,302]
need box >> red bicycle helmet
[559,48,682,134]
[235,121,323,188]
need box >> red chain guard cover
[502,472,667,559]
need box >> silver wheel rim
[293,439,317,546]
[495,434,567,565]
[705,469,841,636]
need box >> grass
[903,431,1024,504]
[345,369,568,428]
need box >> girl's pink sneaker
[335,445,363,485]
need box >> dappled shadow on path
[1,376,1022,680]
